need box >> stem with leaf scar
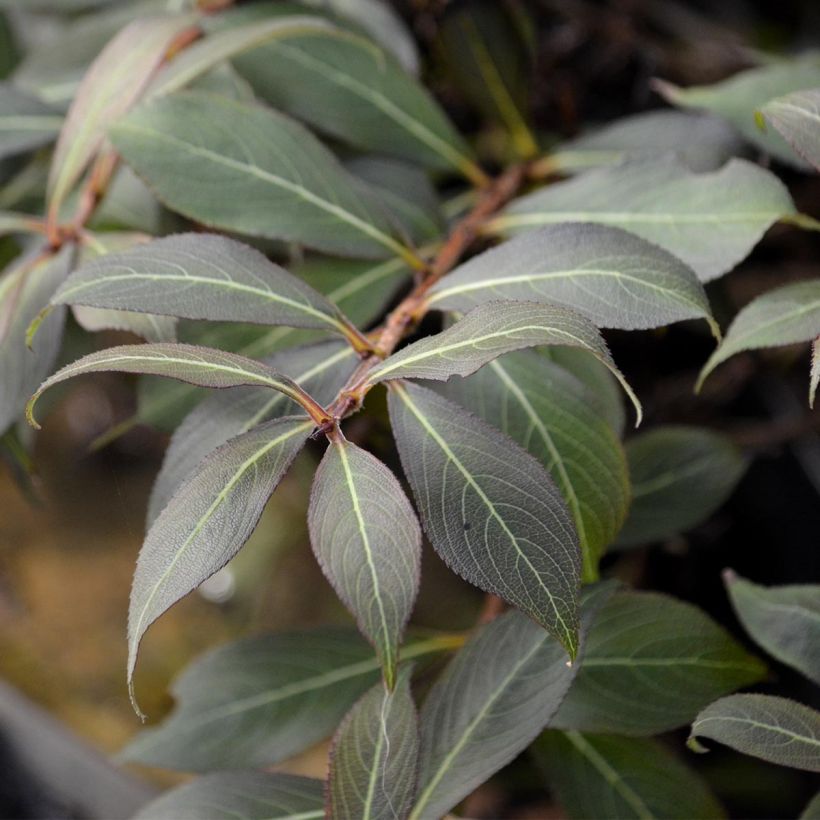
[323,162,528,428]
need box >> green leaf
[121,630,459,771]
[388,381,581,658]
[110,92,414,261]
[801,792,820,819]
[762,89,820,172]
[491,158,796,282]
[812,338,819,408]
[72,230,176,343]
[440,350,629,581]
[328,669,419,820]
[533,731,725,820]
[725,570,820,685]
[300,0,419,74]
[689,694,820,772]
[437,0,537,158]
[146,16,342,98]
[347,156,445,245]
[47,13,196,222]
[0,83,62,160]
[369,300,641,422]
[226,21,482,182]
[427,224,717,336]
[103,254,411,444]
[133,772,324,820]
[408,582,616,820]
[148,341,357,525]
[552,590,767,735]
[0,248,71,435]
[656,58,820,169]
[310,438,421,688]
[26,342,318,430]
[546,110,745,174]
[616,425,746,548]
[128,415,313,714]
[52,233,360,339]
[699,279,820,393]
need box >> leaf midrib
[394,383,574,648]
[113,119,404,256]
[56,268,342,332]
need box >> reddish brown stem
[325,163,528,422]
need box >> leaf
[427,224,717,336]
[121,630,460,771]
[812,338,820,409]
[437,0,537,158]
[615,425,746,548]
[223,13,482,182]
[26,342,320,430]
[300,0,419,74]
[133,772,324,820]
[689,694,820,772]
[552,590,767,735]
[440,350,629,581]
[328,669,419,820]
[656,58,820,169]
[725,570,820,685]
[699,279,820,391]
[369,300,641,422]
[148,341,357,525]
[801,792,820,819]
[347,156,445,245]
[72,229,176,343]
[52,232,360,339]
[491,158,797,282]
[110,92,413,261]
[47,14,196,222]
[762,88,820,172]
[310,438,421,688]
[532,731,725,820]
[542,347,626,436]
[146,16,342,98]
[0,248,71,435]
[128,415,313,714]
[388,381,581,658]
[408,582,616,820]
[546,110,745,174]
[104,254,411,444]
[0,83,62,160]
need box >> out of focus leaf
[616,426,746,547]
[111,93,413,260]
[438,0,537,158]
[0,83,62,160]
[656,57,820,168]
[122,630,460,771]
[533,731,725,819]
[725,571,820,684]
[134,772,324,820]
[689,695,820,772]
[552,590,766,735]
[47,13,196,223]
[547,110,745,174]
[699,280,820,400]
[0,247,71,435]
